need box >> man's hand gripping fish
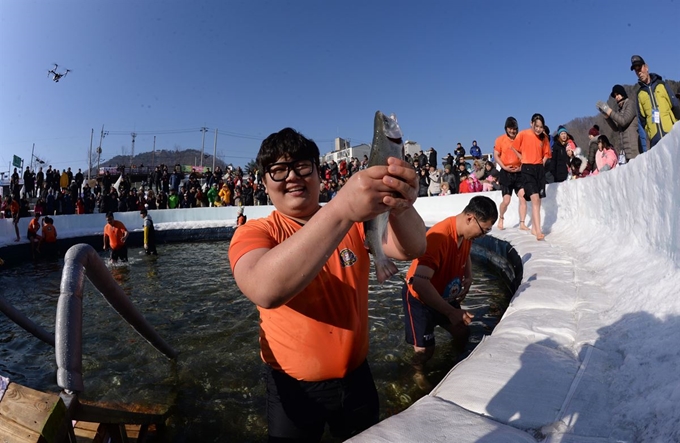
[365,111,405,283]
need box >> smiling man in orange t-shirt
[229,125,426,441]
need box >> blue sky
[1,0,678,173]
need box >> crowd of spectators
[317,142,501,202]
[2,140,505,221]
[1,162,270,219]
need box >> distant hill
[558,79,679,150]
[100,148,230,171]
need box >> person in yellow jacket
[140,208,157,255]
[218,183,232,206]
[59,170,69,190]
[630,55,680,148]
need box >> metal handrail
[56,244,178,394]
[0,295,55,346]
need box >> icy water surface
[0,241,510,442]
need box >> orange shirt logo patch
[339,248,357,267]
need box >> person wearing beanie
[597,84,639,162]
[630,55,680,148]
[586,125,600,171]
[546,126,570,184]
[493,116,527,231]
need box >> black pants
[266,360,379,442]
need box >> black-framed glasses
[265,159,315,182]
[474,217,491,236]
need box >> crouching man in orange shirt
[402,195,497,390]
[229,127,426,441]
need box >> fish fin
[375,258,399,284]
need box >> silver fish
[364,111,404,283]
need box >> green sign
[12,155,22,168]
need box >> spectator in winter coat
[219,184,232,206]
[586,125,600,171]
[598,84,639,162]
[472,160,486,181]
[546,126,570,183]
[441,164,459,195]
[418,168,430,197]
[207,184,219,206]
[629,55,680,148]
[592,135,618,176]
[569,157,590,179]
[469,141,482,159]
[454,143,465,159]
[427,147,438,167]
[168,190,179,209]
[566,146,589,176]
[427,165,441,196]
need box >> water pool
[0,241,510,442]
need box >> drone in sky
[47,64,71,82]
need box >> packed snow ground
[351,124,680,443]
[1,124,679,442]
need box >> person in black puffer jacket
[546,126,570,183]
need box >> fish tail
[375,257,399,284]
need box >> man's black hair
[106,211,114,218]
[504,116,518,130]
[463,195,499,224]
[257,128,320,177]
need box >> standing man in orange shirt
[511,113,552,240]
[27,213,42,258]
[103,211,129,262]
[10,196,21,242]
[494,116,528,230]
[402,195,497,389]
[229,126,426,441]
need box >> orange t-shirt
[28,219,40,234]
[104,220,128,250]
[512,129,551,165]
[494,133,521,168]
[43,224,57,243]
[405,216,471,301]
[10,201,19,216]
[229,210,370,381]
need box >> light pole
[130,132,137,170]
[200,127,208,168]
[212,128,218,172]
[152,135,156,169]
[97,126,108,176]
[88,129,94,180]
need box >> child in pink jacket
[592,135,618,176]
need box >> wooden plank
[0,383,66,443]
[0,414,44,443]
[72,399,168,426]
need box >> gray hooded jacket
[605,98,639,161]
